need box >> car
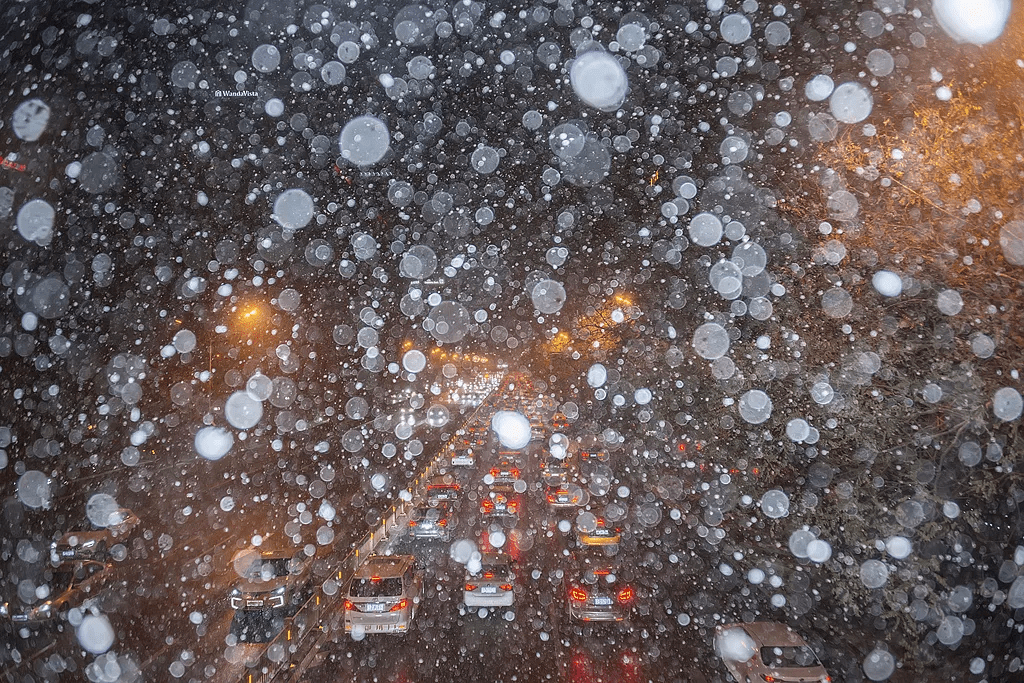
[576,514,622,547]
[488,456,520,485]
[228,549,314,614]
[714,622,831,683]
[539,457,570,484]
[50,507,141,563]
[463,552,515,608]
[546,483,585,508]
[451,446,476,467]
[407,503,456,540]
[426,475,461,505]
[567,557,634,622]
[344,555,421,635]
[580,450,609,464]
[480,490,520,518]
[2,560,112,632]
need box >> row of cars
[3,508,140,634]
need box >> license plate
[480,586,497,594]
[61,550,76,557]
[364,603,386,612]
[593,597,613,606]
[246,600,263,607]
[13,615,28,622]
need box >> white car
[464,553,514,608]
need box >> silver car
[228,549,313,614]
[464,553,515,608]
[407,503,456,541]
[2,560,112,632]
[344,555,421,635]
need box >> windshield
[2,1,1020,681]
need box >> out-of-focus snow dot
[321,61,346,85]
[993,387,1023,421]
[170,60,199,88]
[576,511,598,533]
[764,20,791,46]
[770,594,787,607]
[676,613,691,626]
[806,539,832,563]
[822,287,853,318]
[189,611,204,625]
[252,44,281,72]
[999,220,1024,265]
[77,614,115,654]
[948,585,973,612]
[12,99,51,141]
[860,559,889,588]
[220,496,235,512]
[747,568,765,585]
[272,189,314,230]
[786,418,810,442]
[569,50,628,112]
[491,411,531,449]
[872,270,902,297]
[933,0,1011,45]
[943,501,960,518]
[549,123,586,158]
[316,526,335,545]
[340,115,390,166]
[617,23,646,51]
[450,539,476,565]
[16,199,55,246]
[86,493,119,527]
[885,536,912,559]
[277,288,301,311]
[349,624,366,641]
[863,649,896,681]
[634,388,652,405]
[936,615,964,645]
[194,426,233,460]
[935,85,952,100]
[1007,576,1024,608]
[370,473,387,491]
[959,441,982,467]
[530,279,567,314]
[936,289,963,315]
[246,373,273,401]
[557,519,572,533]
[318,500,336,522]
[830,82,873,123]
[617,486,630,498]
[922,383,943,403]
[969,658,985,675]
[720,13,752,44]
[688,212,723,246]
[638,503,662,527]
[265,98,285,116]
[172,329,197,353]
[805,74,834,101]
[225,391,263,429]
[402,350,427,373]
[969,333,995,359]
[738,390,773,424]
[587,363,607,388]
[489,530,506,548]
[760,490,790,518]
[692,323,730,360]
[470,146,500,174]
[719,563,734,576]
[808,382,834,406]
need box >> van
[344,555,421,634]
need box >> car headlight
[38,603,52,614]
[272,587,286,595]
[230,587,240,596]
[0,603,8,616]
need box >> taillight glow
[570,587,588,602]
[483,572,494,579]
[500,583,513,591]
[344,600,354,610]
[617,586,634,603]
[465,583,477,591]
[437,519,447,526]
[389,599,408,612]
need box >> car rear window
[350,577,404,597]
[760,645,819,668]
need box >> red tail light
[508,501,518,513]
[437,519,447,526]
[617,587,634,603]
[570,587,588,602]
[500,583,513,591]
[760,676,775,682]
[389,599,408,612]
[483,572,494,579]
[482,501,494,511]
[465,583,477,591]
[596,518,605,527]
[344,600,354,611]
[408,520,417,526]
[511,469,520,479]
[490,468,499,477]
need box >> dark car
[2,560,112,633]
[228,549,314,614]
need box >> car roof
[355,554,415,578]
[258,548,307,561]
[719,622,807,648]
